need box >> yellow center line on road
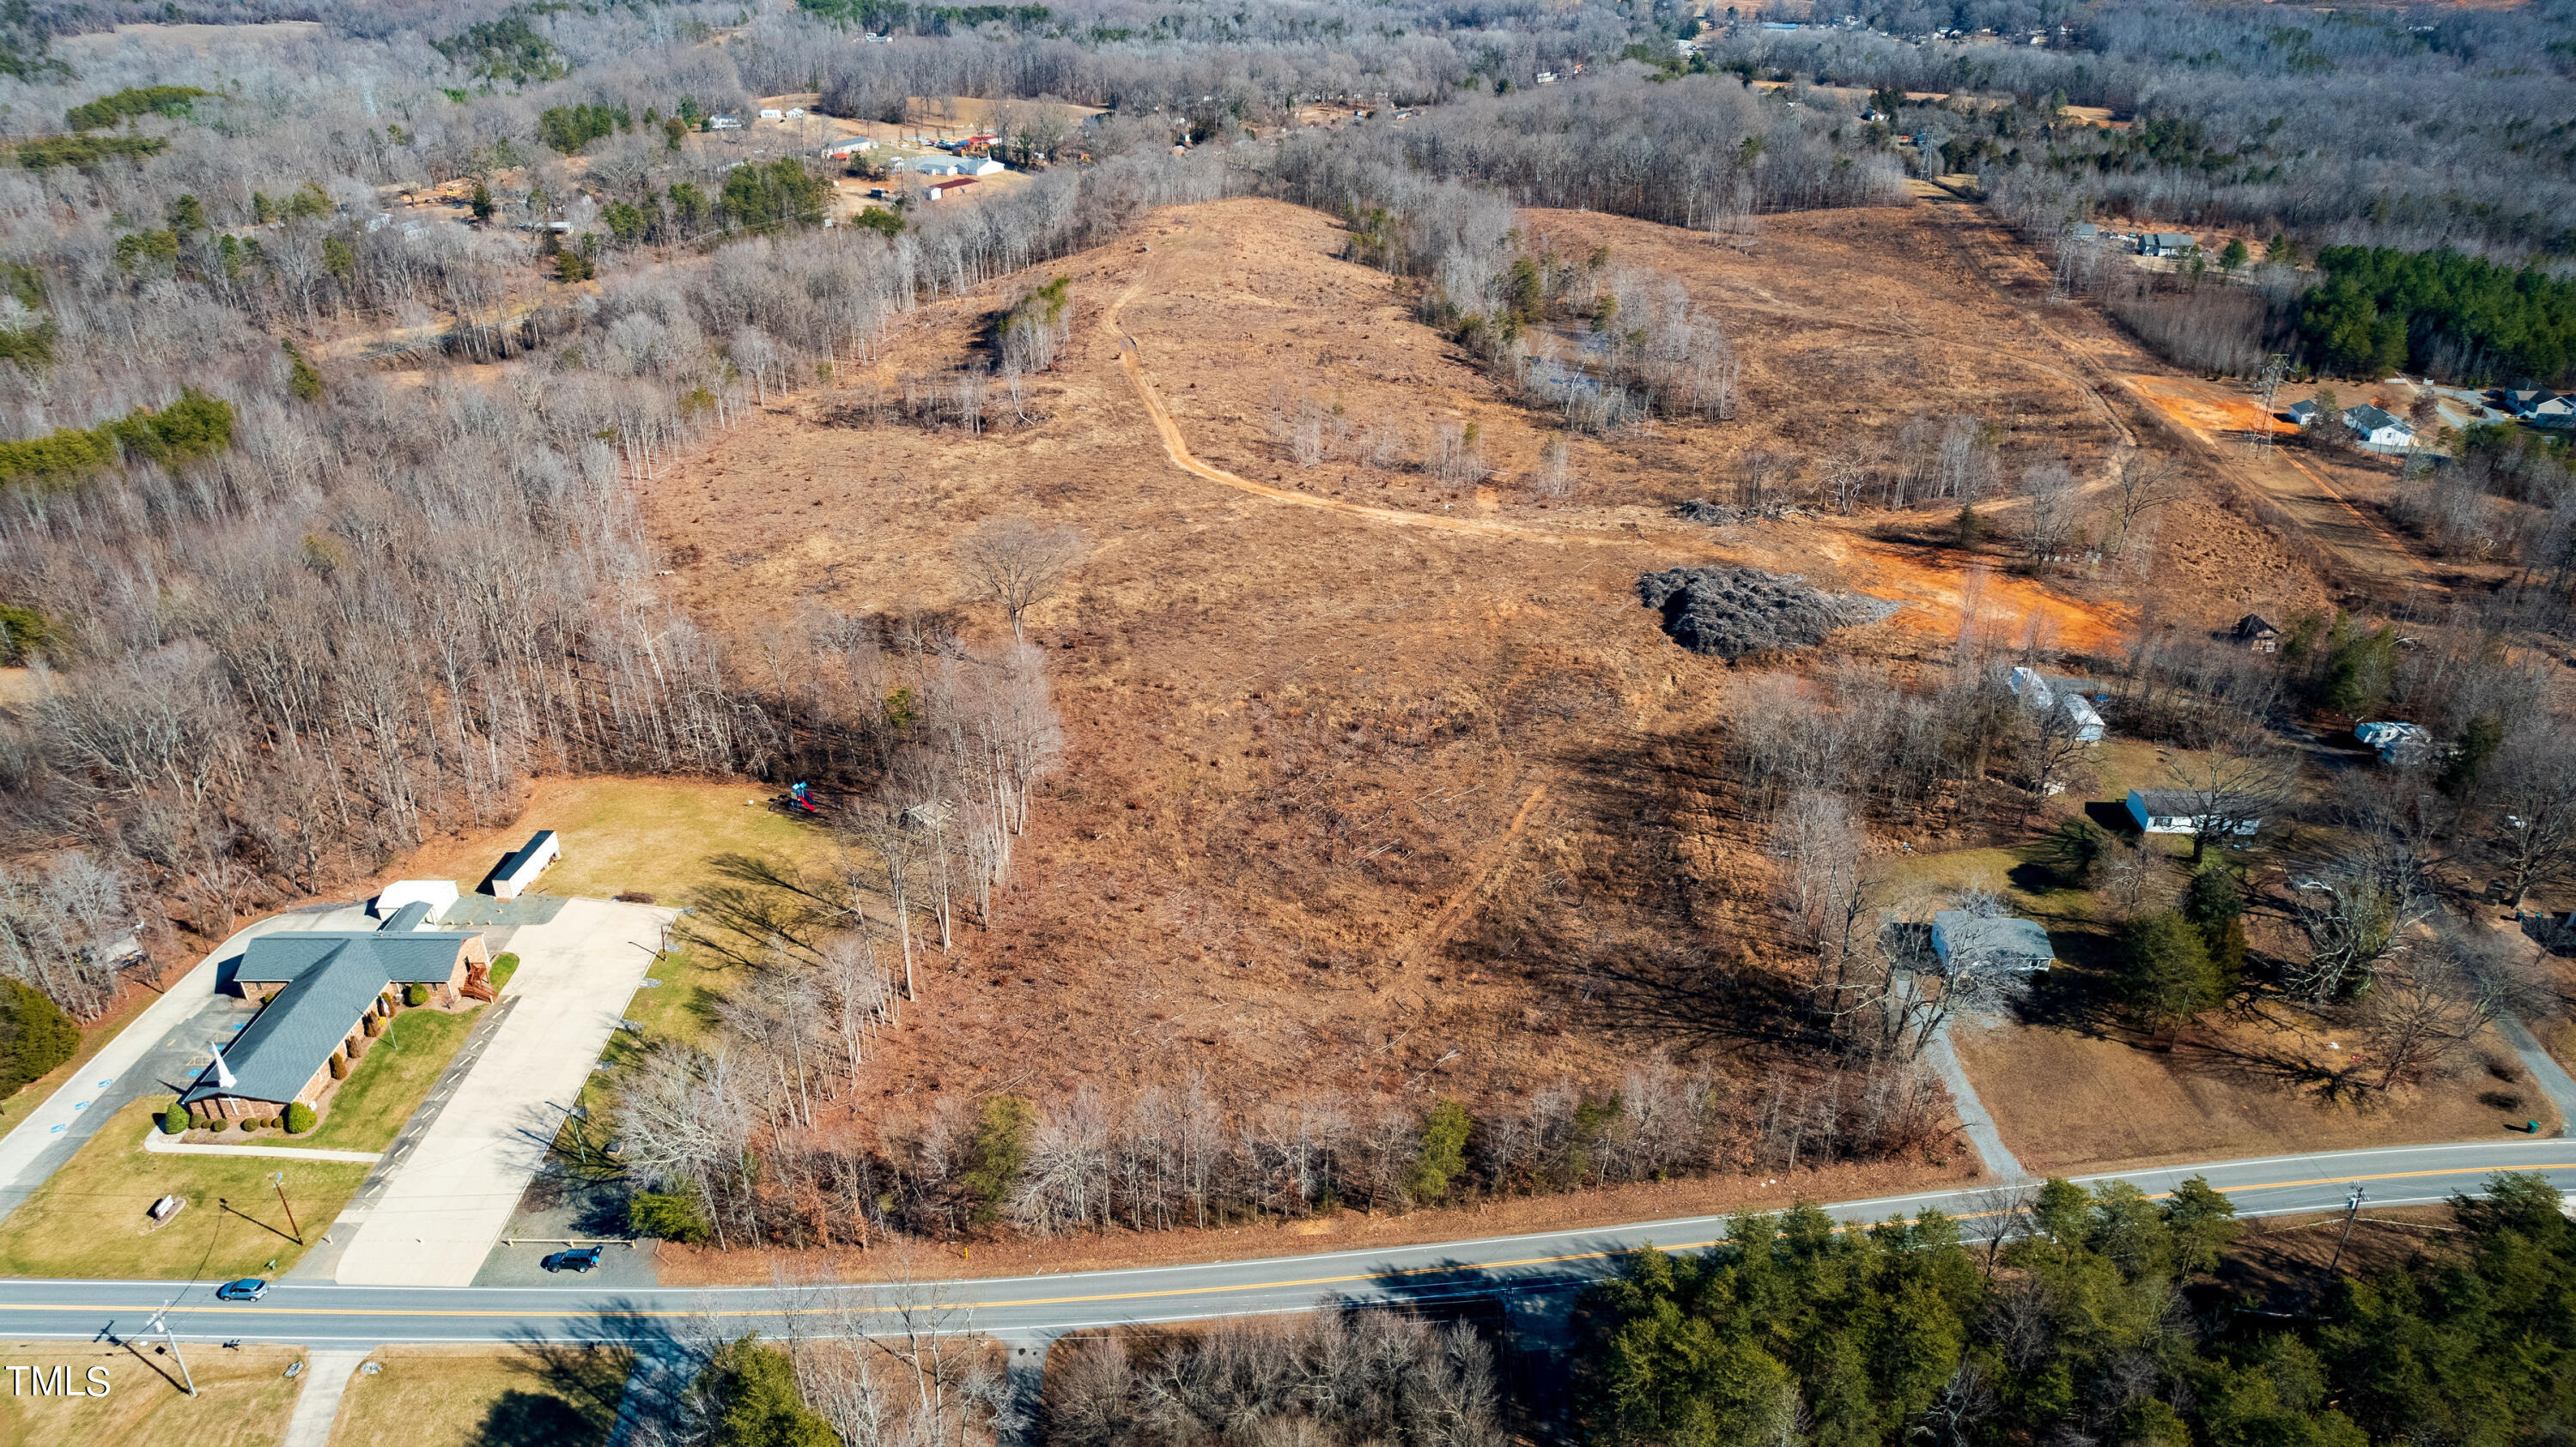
[6,1163,2565,1322]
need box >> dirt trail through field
[2123,375,2438,587]
[1392,782,1550,970]
[1105,275,1662,548]
[1910,179,2438,595]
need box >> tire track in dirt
[1103,275,1674,549]
[1392,782,1550,970]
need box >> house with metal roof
[179,914,489,1126]
[2127,787,2263,837]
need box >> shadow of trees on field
[480,1307,680,1447]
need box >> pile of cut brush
[1637,565,1899,660]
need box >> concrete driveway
[329,897,676,1286]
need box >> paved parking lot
[327,897,676,1286]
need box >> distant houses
[2505,390,2576,429]
[2233,614,2281,653]
[2355,720,2433,764]
[2004,666,2106,743]
[2137,231,2196,257]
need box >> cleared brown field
[622,191,2397,1199]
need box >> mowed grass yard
[328,1346,629,1447]
[387,776,838,904]
[0,1100,368,1279]
[295,1001,486,1153]
[0,1340,302,1447]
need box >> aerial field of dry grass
[629,190,2367,1166]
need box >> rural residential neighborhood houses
[2004,666,2106,742]
[2355,720,2435,765]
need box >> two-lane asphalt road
[4,1140,2567,1347]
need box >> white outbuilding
[489,830,560,901]
[372,879,460,920]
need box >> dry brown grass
[1953,1006,2555,1177]
[624,192,2359,1176]
[0,1340,301,1447]
[327,1346,629,1447]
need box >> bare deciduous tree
[955,516,1084,643]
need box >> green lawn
[398,777,839,905]
[0,1100,368,1280]
[295,1003,486,1153]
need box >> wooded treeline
[1577,1172,2576,1447]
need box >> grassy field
[0,1100,368,1280]
[390,776,838,905]
[295,1003,484,1153]
[328,1346,629,1447]
[0,1341,302,1447]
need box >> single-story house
[822,137,875,157]
[1929,911,2055,973]
[708,115,742,131]
[2286,400,2318,429]
[489,830,559,901]
[2127,788,2263,837]
[2355,720,2433,765]
[962,157,1006,176]
[2234,614,2281,652]
[2138,231,2196,257]
[759,107,785,120]
[2342,404,2415,450]
[372,879,459,920]
[922,177,980,201]
[2506,392,2576,429]
[182,915,489,1124]
[2004,666,2106,743]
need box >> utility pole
[2256,353,2289,452]
[2329,1184,2366,1273]
[144,1303,197,1398]
[271,1171,303,1246]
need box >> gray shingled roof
[185,930,475,1107]
[1932,911,2055,967]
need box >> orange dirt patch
[2126,375,2293,442]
